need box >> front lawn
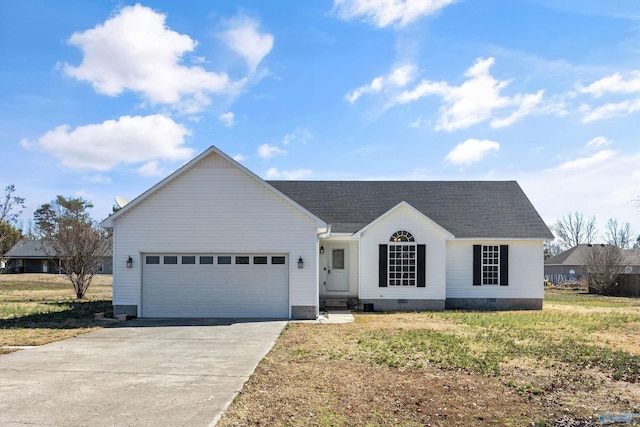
[0,273,112,354]
[219,289,640,426]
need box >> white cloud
[577,71,640,97]
[410,118,424,128]
[258,143,286,159]
[220,15,274,72]
[396,57,544,131]
[23,114,193,172]
[490,90,544,128]
[581,98,640,123]
[232,154,247,162]
[518,151,640,235]
[219,112,235,127]
[334,0,456,28]
[137,160,165,177]
[554,150,616,172]
[63,4,244,113]
[265,167,312,180]
[82,174,112,184]
[585,136,612,149]
[346,64,416,103]
[445,139,500,166]
[282,127,313,145]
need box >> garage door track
[0,318,287,426]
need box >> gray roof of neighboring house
[5,239,112,258]
[268,180,554,239]
[4,240,55,258]
[545,244,640,266]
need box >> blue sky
[2,0,640,239]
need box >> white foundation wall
[446,239,545,299]
[110,152,319,313]
[359,205,448,300]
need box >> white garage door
[142,254,289,318]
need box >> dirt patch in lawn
[219,293,640,426]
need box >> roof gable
[100,146,327,228]
[353,201,455,238]
[269,180,553,239]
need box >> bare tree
[605,218,634,249]
[581,244,625,295]
[38,196,110,298]
[543,240,562,259]
[0,184,26,224]
[553,212,597,250]
[0,185,26,265]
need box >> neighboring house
[100,146,553,320]
[5,240,60,273]
[4,239,113,274]
[545,244,640,284]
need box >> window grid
[145,255,286,266]
[390,230,415,243]
[482,245,500,285]
[388,244,416,286]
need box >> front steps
[320,296,358,311]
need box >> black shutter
[378,244,388,287]
[473,244,481,286]
[417,244,426,287]
[500,245,509,286]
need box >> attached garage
[141,253,289,318]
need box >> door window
[332,249,345,269]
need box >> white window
[389,230,416,286]
[482,245,500,285]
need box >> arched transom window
[390,230,415,243]
[388,230,416,286]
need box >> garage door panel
[142,254,289,318]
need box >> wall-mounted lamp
[298,256,304,269]
[126,256,133,269]
[319,246,324,254]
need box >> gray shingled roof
[545,244,640,266]
[268,180,553,239]
[5,239,112,258]
[4,240,55,258]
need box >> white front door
[325,247,349,292]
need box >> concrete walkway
[0,318,286,427]
[292,310,355,324]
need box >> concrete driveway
[0,318,287,426]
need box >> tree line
[547,212,639,296]
[0,184,109,298]
[545,212,638,258]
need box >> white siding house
[102,146,553,319]
[101,147,326,319]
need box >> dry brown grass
[0,273,112,351]
[219,293,640,427]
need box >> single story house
[100,146,553,319]
[545,244,640,285]
[4,239,113,274]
